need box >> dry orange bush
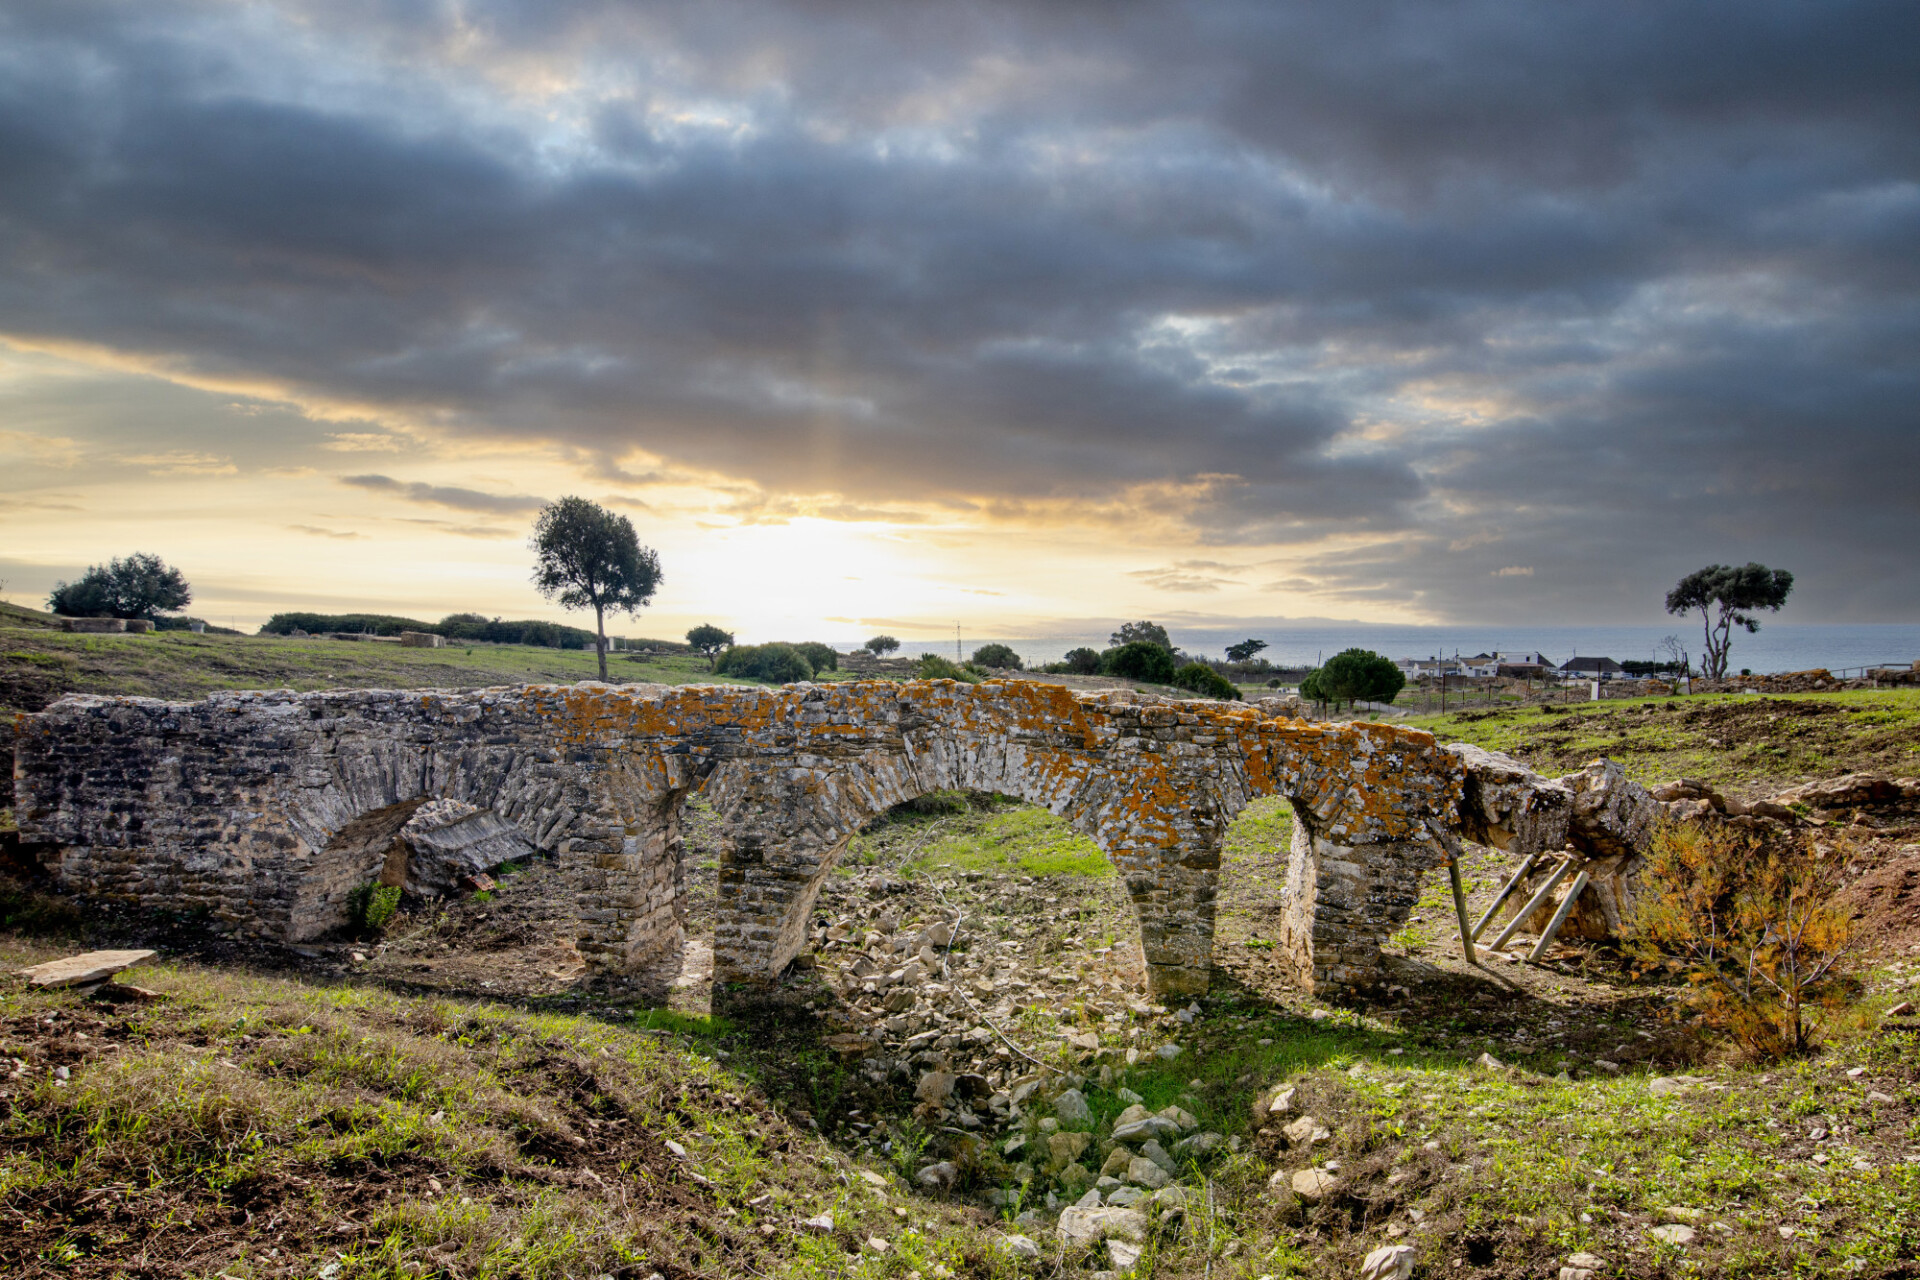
[1629,820,1859,1059]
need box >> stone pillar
[1279,806,1434,995]
[1119,838,1220,1000]
[568,804,684,977]
[711,822,845,993]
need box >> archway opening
[290,797,428,940]
[1212,795,1301,997]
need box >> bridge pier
[1279,805,1437,994]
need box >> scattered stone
[1155,1043,1184,1061]
[1359,1243,1416,1280]
[1157,1104,1198,1133]
[1649,1224,1695,1246]
[1593,1060,1622,1074]
[1284,1114,1332,1146]
[1560,1251,1608,1280]
[1055,1205,1148,1245]
[801,1212,834,1232]
[1173,1131,1225,1160]
[1476,1052,1504,1070]
[915,1071,956,1104]
[1055,1088,1093,1124]
[1108,1239,1142,1271]
[1291,1168,1340,1202]
[1649,1077,1685,1097]
[1000,1235,1041,1260]
[15,950,156,989]
[1048,1131,1092,1169]
[915,1162,957,1191]
[1126,1156,1171,1189]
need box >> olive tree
[865,634,901,656]
[1665,563,1794,679]
[530,497,662,681]
[686,624,734,669]
[48,553,191,619]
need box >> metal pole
[1488,856,1577,952]
[1526,868,1591,964]
[1448,858,1478,966]
[1471,852,1540,941]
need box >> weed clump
[348,880,403,934]
[1628,820,1861,1059]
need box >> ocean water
[867,623,1920,677]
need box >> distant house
[1560,655,1626,681]
[1397,656,1463,678]
[1495,650,1554,679]
[1460,652,1501,678]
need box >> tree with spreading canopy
[48,553,192,620]
[865,635,901,656]
[686,624,734,669]
[1302,648,1404,710]
[1664,563,1794,679]
[1102,640,1177,683]
[1110,620,1172,651]
[530,497,662,681]
[1225,638,1268,663]
[1060,647,1102,674]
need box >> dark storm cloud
[0,0,1915,616]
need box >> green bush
[1172,662,1242,700]
[971,643,1022,670]
[347,881,402,934]
[1101,641,1176,683]
[1055,647,1102,675]
[916,653,982,683]
[715,643,816,683]
[794,642,839,673]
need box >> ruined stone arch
[16,678,1556,1002]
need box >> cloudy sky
[3,0,1916,642]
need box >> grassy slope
[0,942,1017,1280]
[1401,688,1920,792]
[0,615,891,717]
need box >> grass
[844,794,1115,881]
[1400,688,1920,791]
[0,941,1019,1280]
[0,615,887,716]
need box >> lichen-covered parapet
[18,678,1573,1003]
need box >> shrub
[1101,641,1176,683]
[971,643,1022,670]
[715,643,815,683]
[1058,647,1102,675]
[1628,822,1860,1059]
[348,881,402,934]
[794,642,838,674]
[916,653,982,683]
[1171,662,1241,700]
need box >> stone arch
[699,728,1236,1001]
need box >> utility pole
[955,623,962,664]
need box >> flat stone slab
[15,950,156,988]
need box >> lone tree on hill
[1665,563,1794,680]
[1302,648,1404,710]
[1110,620,1172,651]
[686,624,734,669]
[48,552,192,620]
[865,634,901,657]
[1225,638,1268,663]
[531,497,662,681]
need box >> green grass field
[0,600,883,717]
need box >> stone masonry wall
[13,678,1584,999]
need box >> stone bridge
[11,679,1580,999]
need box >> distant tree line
[259,611,603,649]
